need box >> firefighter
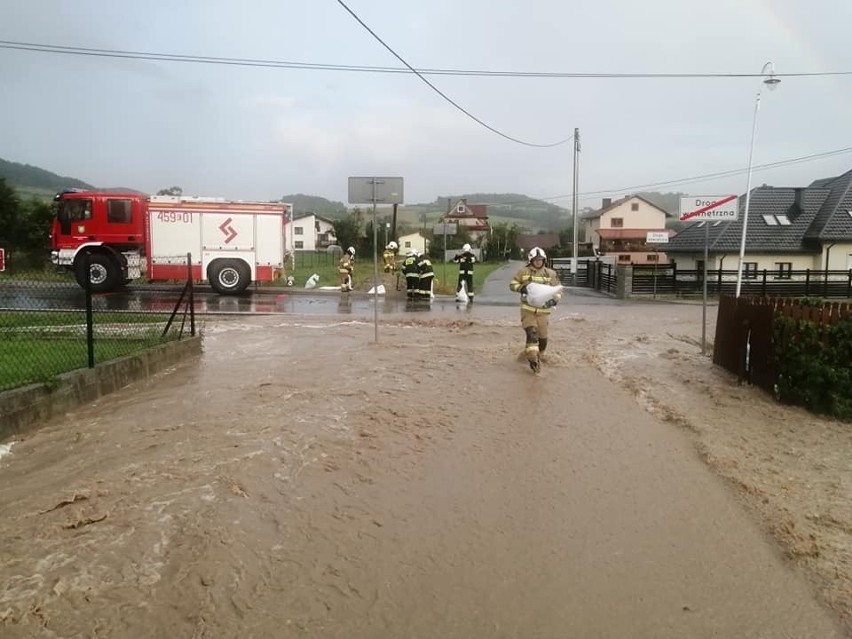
[509,247,563,373]
[338,246,355,292]
[402,250,420,298]
[452,242,476,302]
[382,241,398,273]
[416,250,434,300]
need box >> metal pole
[735,92,761,297]
[84,253,95,368]
[653,250,658,300]
[571,127,580,285]
[443,226,447,288]
[188,252,196,337]
[702,222,709,354]
[372,178,379,342]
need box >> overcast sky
[1,0,850,209]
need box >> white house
[397,232,429,255]
[284,213,338,252]
[666,168,852,274]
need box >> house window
[743,262,758,279]
[404,241,411,248]
[631,202,639,211]
[647,254,658,262]
[618,254,631,262]
[294,241,303,249]
[775,262,792,279]
[762,214,792,226]
[295,227,304,235]
[107,199,132,224]
[457,204,464,213]
[611,218,624,228]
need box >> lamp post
[735,61,781,298]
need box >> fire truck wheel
[209,259,250,295]
[74,253,120,293]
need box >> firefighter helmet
[462,243,471,252]
[528,247,547,262]
[388,241,398,250]
[346,246,355,257]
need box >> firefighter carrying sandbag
[509,247,563,373]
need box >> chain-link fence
[0,255,196,393]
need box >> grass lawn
[0,310,186,392]
[0,336,167,391]
[266,260,507,295]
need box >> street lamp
[735,61,781,297]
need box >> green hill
[281,193,348,218]
[0,158,95,199]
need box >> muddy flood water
[0,299,847,637]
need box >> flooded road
[0,302,845,637]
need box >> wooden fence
[713,295,852,393]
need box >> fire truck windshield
[57,198,93,235]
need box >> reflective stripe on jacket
[452,252,476,275]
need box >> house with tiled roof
[440,198,490,243]
[665,169,852,274]
[284,212,337,252]
[582,195,671,265]
[517,234,561,255]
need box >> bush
[773,314,852,421]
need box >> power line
[1,40,850,79]
[484,146,852,207]
[3,38,850,199]
[330,1,572,148]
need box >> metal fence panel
[0,261,196,393]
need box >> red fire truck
[51,190,290,295]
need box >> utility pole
[572,128,581,285]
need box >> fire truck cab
[51,190,146,292]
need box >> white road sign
[679,195,739,222]
[645,232,669,243]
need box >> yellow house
[397,232,429,255]
[583,196,671,265]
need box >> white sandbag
[456,281,469,303]
[304,273,320,289]
[367,284,386,295]
[525,282,563,307]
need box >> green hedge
[773,314,852,421]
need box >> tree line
[0,177,54,270]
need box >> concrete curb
[0,336,203,441]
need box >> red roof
[467,204,488,217]
[517,234,560,250]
